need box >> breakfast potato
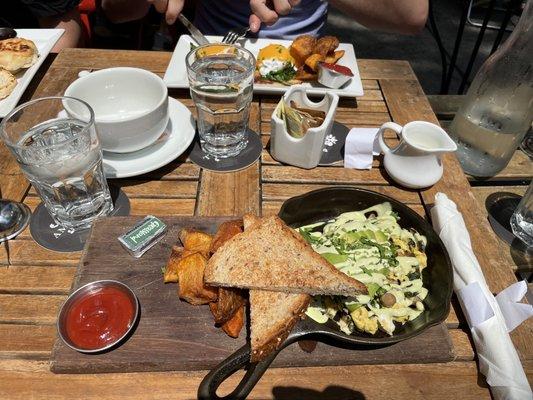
[295,66,317,81]
[178,252,218,305]
[290,35,316,67]
[210,220,243,254]
[164,247,201,283]
[304,54,325,72]
[325,50,345,64]
[163,245,182,283]
[179,229,213,254]
[313,36,340,56]
[209,287,246,324]
[221,305,245,338]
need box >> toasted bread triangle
[240,215,310,362]
[205,215,367,296]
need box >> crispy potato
[295,66,317,81]
[177,252,218,305]
[325,50,345,64]
[304,53,325,72]
[209,287,246,324]
[179,229,213,254]
[163,245,182,283]
[221,305,245,338]
[290,35,316,67]
[210,220,243,254]
[313,36,340,56]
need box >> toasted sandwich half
[241,215,310,362]
[204,215,367,297]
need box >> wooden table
[0,49,531,399]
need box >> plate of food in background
[0,29,64,118]
[164,35,364,97]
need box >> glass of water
[0,96,113,231]
[186,44,255,158]
[511,181,533,247]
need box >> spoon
[0,27,17,41]
[0,199,31,243]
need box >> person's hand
[249,0,301,33]
[148,0,184,25]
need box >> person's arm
[101,0,151,24]
[328,0,428,34]
[38,7,83,52]
[249,0,428,35]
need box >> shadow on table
[272,385,365,400]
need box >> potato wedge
[290,34,316,67]
[325,50,345,64]
[221,305,245,338]
[210,220,243,254]
[179,229,213,254]
[163,245,182,283]
[178,252,218,305]
[295,66,317,81]
[304,54,325,72]
[210,287,246,324]
[313,36,340,56]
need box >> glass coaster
[486,191,529,253]
[189,129,262,172]
[29,186,130,252]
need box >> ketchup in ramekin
[58,280,138,353]
[317,62,354,89]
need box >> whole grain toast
[205,215,367,297]
[242,215,311,362]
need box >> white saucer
[103,98,195,179]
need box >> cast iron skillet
[198,187,453,400]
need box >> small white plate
[103,97,195,179]
[164,35,364,97]
[0,29,65,118]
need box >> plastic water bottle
[448,1,533,177]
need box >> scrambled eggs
[301,202,428,336]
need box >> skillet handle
[197,343,280,400]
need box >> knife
[177,14,209,46]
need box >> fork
[222,27,250,44]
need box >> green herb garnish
[263,63,296,85]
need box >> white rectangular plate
[0,29,65,118]
[164,35,364,97]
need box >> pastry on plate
[0,68,17,100]
[0,38,39,73]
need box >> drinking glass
[0,96,113,230]
[186,44,255,158]
[511,181,533,247]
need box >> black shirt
[1,0,81,27]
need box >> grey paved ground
[324,0,515,94]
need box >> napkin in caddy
[431,193,533,400]
[270,86,339,169]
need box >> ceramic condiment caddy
[270,86,339,169]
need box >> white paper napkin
[431,192,533,400]
[343,128,380,170]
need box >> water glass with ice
[0,96,113,230]
[186,44,255,158]
[511,181,533,248]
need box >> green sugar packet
[118,215,167,258]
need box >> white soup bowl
[64,67,169,153]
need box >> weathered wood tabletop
[0,48,531,399]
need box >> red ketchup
[321,63,354,77]
[65,286,135,350]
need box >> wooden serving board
[50,216,455,374]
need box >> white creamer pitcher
[378,121,457,189]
